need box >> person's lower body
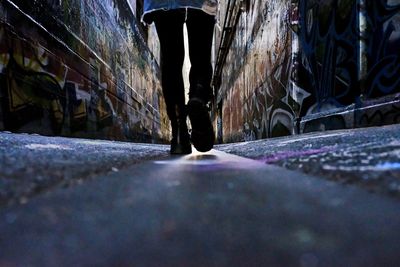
[153,8,215,153]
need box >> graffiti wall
[0,0,169,142]
[215,0,400,143]
[358,0,400,127]
[215,0,295,143]
[297,0,400,132]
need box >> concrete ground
[0,132,169,207]
[0,126,400,266]
[218,124,400,198]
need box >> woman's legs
[153,8,216,153]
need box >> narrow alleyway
[2,0,400,265]
[1,125,400,266]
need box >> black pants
[153,9,215,121]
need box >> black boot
[187,84,214,152]
[170,107,192,155]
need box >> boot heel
[170,106,192,155]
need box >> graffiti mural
[295,0,400,130]
[215,0,400,143]
[216,0,295,142]
[356,0,400,127]
[297,0,359,113]
[364,0,400,99]
[0,0,169,142]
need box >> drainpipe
[358,0,368,98]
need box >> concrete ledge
[300,95,400,134]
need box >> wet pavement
[0,132,169,207]
[218,124,400,198]
[0,127,400,266]
[1,150,400,266]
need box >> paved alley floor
[0,127,400,266]
[0,132,169,206]
[218,124,400,198]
